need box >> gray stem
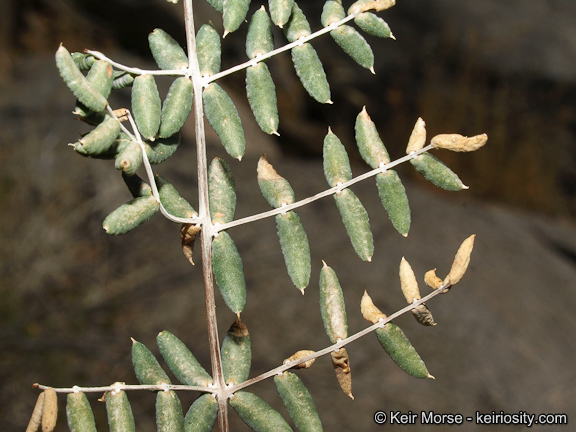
[183,0,228,430]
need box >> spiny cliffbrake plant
[28,0,487,431]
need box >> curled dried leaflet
[412,304,436,326]
[350,0,396,15]
[25,392,44,432]
[424,235,476,292]
[283,350,317,369]
[331,348,353,400]
[181,223,201,265]
[431,133,488,152]
[360,290,386,324]
[445,234,476,285]
[424,269,444,290]
[42,388,58,432]
[405,117,426,154]
[399,257,420,304]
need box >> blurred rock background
[1,0,575,430]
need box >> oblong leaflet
[230,391,293,432]
[184,394,218,432]
[156,330,213,387]
[319,261,348,343]
[375,170,411,236]
[203,83,246,160]
[274,372,323,432]
[375,323,432,379]
[66,392,97,432]
[334,189,374,261]
[212,231,247,314]
[276,211,311,292]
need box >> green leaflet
[132,339,171,386]
[205,0,224,13]
[56,45,108,112]
[223,0,251,36]
[71,52,95,70]
[156,175,197,218]
[355,107,389,168]
[274,372,323,432]
[112,70,135,90]
[196,23,221,76]
[132,74,162,141]
[354,12,393,38]
[334,189,374,262]
[247,7,274,58]
[159,77,193,139]
[72,115,121,156]
[156,391,184,432]
[115,139,142,176]
[291,43,332,104]
[102,194,159,235]
[284,3,311,42]
[145,134,181,164]
[285,4,332,103]
[321,0,345,26]
[208,157,236,224]
[230,391,293,432]
[106,389,135,432]
[276,211,311,292]
[246,62,279,135]
[156,331,213,387]
[330,25,374,72]
[323,0,377,71]
[74,136,129,160]
[148,28,188,70]
[203,83,246,160]
[212,231,247,314]
[375,170,411,236]
[257,156,295,208]
[269,0,294,28]
[221,318,251,385]
[319,262,348,343]
[410,153,467,191]
[85,60,113,99]
[322,130,373,260]
[184,394,219,432]
[322,128,352,187]
[375,323,432,379]
[66,392,97,432]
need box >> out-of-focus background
[2,0,575,430]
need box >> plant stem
[84,51,183,76]
[33,383,215,394]
[85,11,360,84]
[214,145,435,233]
[183,0,228,430]
[204,13,358,85]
